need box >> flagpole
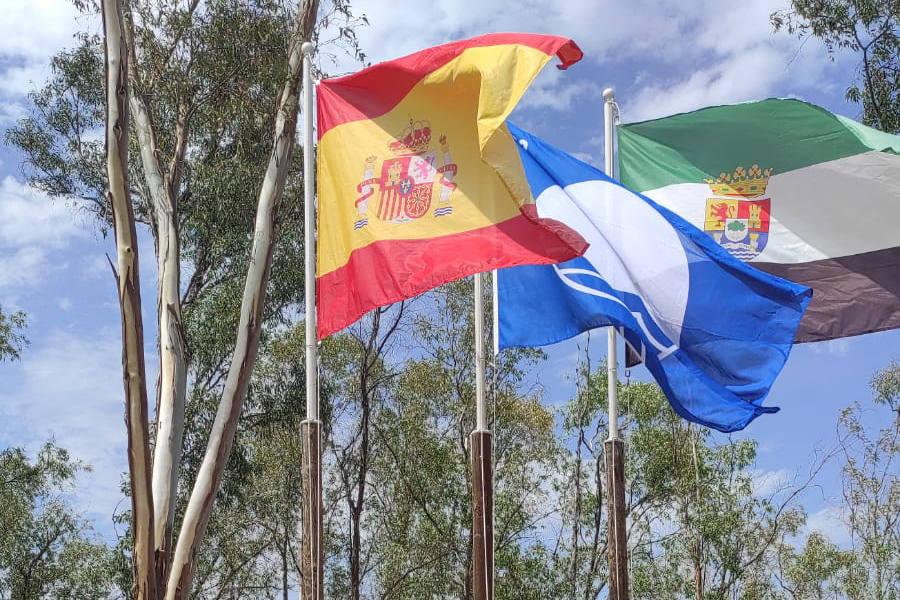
[492,270,499,358]
[472,272,494,600]
[300,41,323,600]
[603,87,629,600]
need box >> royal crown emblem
[703,164,772,261]
[354,119,458,229]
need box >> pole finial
[602,87,615,102]
[301,41,315,55]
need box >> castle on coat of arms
[703,165,772,261]
[354,119,458,230]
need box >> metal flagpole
[472,272,494,600]
[603,87,629,600]
[300,41,324,600]
[492,270,499,358]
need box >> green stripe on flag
[618,98,900,192]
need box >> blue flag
[497,123,812,432]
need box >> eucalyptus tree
[623,390,823,600]
[772,0,900,133]
[773,532,853,600]
[551,360,830,600]
[8,0,368,595]
[363,279,560,599]
[320,304,407,600]
[0,443,115,599]
[838,361,899,600]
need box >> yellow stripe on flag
[317,44,549,277]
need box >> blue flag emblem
[497,123,812,432]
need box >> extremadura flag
[618,98,900,343]
[316,34,587,338]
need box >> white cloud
[805,505,851,547]
[808,338,851,357]
[0,328,129,520]
[0,100,27,125]
[616,0,843,121]
[0,0,82,64]
[331,0,699,70]
[0,176,83,247]
[750,468,792,497]
[0,62,55,97]
[626,45,788,122]
[0,246,49,287]
[0,176,86,290]
[81,253,113,281]
[519,69,602,113]
[0,0,97,123]
[315,0,846,152]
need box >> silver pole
[299,41,323,600]
[302,41,317,421]
[475,272,487,430]
[472,271,492,600]
[491,269,499,358]
[603,87,619,441]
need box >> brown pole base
[606,438,629,600]
[471,430,494,600]
[301,419,323,600]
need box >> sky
[0,0,896,558]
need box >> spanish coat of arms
[354,119,458,230]
[704,165,772,261]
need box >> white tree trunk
[164,1,320,597]
[128,91,188,576]
[122,8,191,570]
[101,0,156,597]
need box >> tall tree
[323,305,406,600]
[552,360,829,600]
[8,0,369,595]
[100,1,156,595]
[366,279,560,599]
[553,342,611,600]
[838,361,899,600]
[0,443,115,599]
[772,0,900,132]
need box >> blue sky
[0,0,896,552]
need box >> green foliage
[835,362,899,600]
[0,307,27,362]
[315,278,561,598]
[5,0,369,595]
[3,36,109,223]
[7,3,897,596]
[0,443,115,599]
[871,359,899,411]
[552,355,814,600]
[776,532,853,600]
[772,0,900,133]
[5,0,314,379]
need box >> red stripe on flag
[316,209,587,339]
[316,33,582,138]
[393,191,402,220]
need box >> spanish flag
[316,33,588,338]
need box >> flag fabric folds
[618,98,900,343]
[315,34,587,339]
[497,124,812,432]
